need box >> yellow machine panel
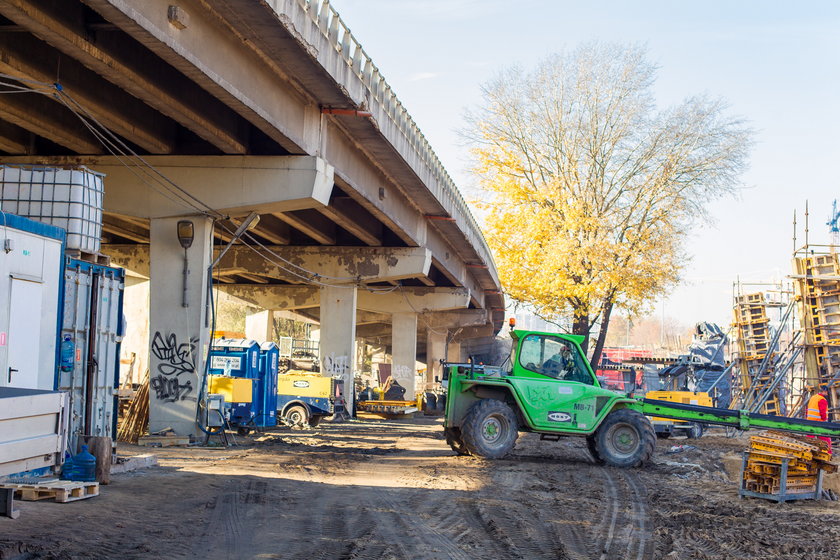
[647,390,712,424]
[208,375,253,403]
[278,371,333,398]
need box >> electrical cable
[54,92,220,218]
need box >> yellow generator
[646,390,712,439]
[277,370,340,427]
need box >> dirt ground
[3,416,840,559]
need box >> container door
[6,278,43,388]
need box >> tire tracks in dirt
[566,446,652,560]
[199,478,259,560]
[595,467,653,560]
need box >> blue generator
[208,338,260,430]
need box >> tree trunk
[589,300,614,371]
[571,308,590,355]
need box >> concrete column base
[391,312,418,398]
[426,329,447,390]
[319,285,357,414]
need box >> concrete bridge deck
[0,0,503,433]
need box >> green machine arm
[641,398,840,437]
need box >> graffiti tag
[323,353,350,377]
[151,332,197,377]
[151,375,194,403]
[392,364,413,382]
[150,331,197,402]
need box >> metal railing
[292,0,497,279]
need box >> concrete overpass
[0,0,503,434]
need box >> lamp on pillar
[177,220,194,308]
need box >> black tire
[586,435,605,464]
[595,409,656,468]
[308,415,322,428]
[284,405,308,427]
[461,399,519,459]
[236,426,250,436]
[444,427,470,456]
[686,422,703,439]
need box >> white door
[6,278,43,388]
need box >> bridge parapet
[286,0,498,284]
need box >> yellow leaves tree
[465,44,752,368]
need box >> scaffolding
[731,290,784,415]
[791,248,840,421]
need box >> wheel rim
[605,423,640,459]
[481,414,507,446]
[288,410,303,423]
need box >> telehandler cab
[443,328,840,468]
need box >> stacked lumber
[742,430,836,497]
[117,373,149,444]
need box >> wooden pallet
[65,248,110,266]
[138,435,190,447]
[0,481,99,503]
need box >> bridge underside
[0,0,503,434]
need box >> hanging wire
[2,74,437,294]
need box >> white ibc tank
[0,165,104,253]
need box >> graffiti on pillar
[151,375,194,403]
[150,331,197,402]
[392,364,413,382]
[323,353,350,378]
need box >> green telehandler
[443,328,840,468]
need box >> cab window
[518,334,594,385]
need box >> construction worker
[805,391,832,455]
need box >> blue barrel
[60,452,77,480]
[70,445,96,482]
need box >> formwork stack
[739,430,836,502]
[792,253,840,420]
[732,293,781,414]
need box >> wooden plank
[138,435,190,447]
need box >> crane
[828,199,840,247]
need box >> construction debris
[739,430,836,502]
[137,435,190,447]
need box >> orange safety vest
[806,394,828,422]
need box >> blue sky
[336,0,840,327]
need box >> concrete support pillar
[245,309,274,342]
[148,216,213,437]
[426,329,447,390]
[119,276,150,386]
[447,341,463,363]
[391,312,418,398]
[319,285,357,414]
